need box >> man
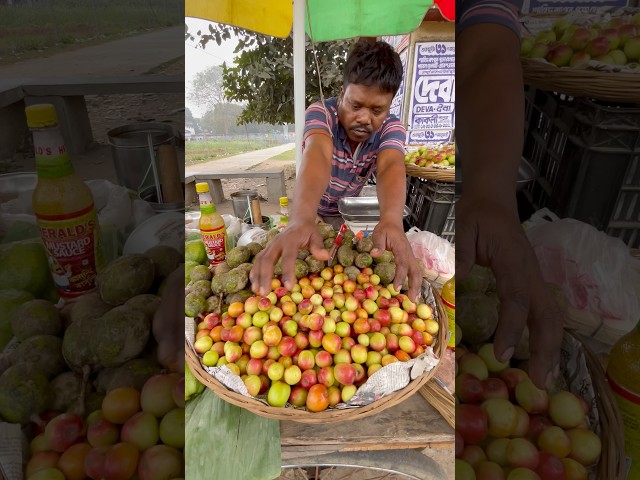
[457,0,563,389]
[251,39,422,301]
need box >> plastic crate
[523,87,640,247]
[404,176,456,243]
[522,86,576,209]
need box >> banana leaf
[185,388,281,480]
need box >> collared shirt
[303,97,406,217]
[457,0,523,38]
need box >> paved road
[2,26,184,80]
[185,143,295,175]
[2,27,184,180]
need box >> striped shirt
[457,0,522,38]
[303,97,406,217]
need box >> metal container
[230,189,259,221]
[139,184,185,213]
[107,123,175,192]
[245,215,270,231]
[338,197,411,222]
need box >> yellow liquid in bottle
[607,324,640,478]
[29,104,104,300]
[196,183,227,266]
[441,277,455,349]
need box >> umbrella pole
[293,0,306,175]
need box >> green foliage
[187,66,226,116]
[185,23,351,125]
[185,108,201,133]
[185,388,281,480]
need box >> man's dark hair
[343,39,403,95]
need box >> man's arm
[289,132,333,224]
[376,149,407,228]
[457,23,523,205]
[373,148,422,301]
[456,18,564,388]
[250,132,332,294]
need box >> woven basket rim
[405,163,455,183]
[419,380,454,429]
[186,283,449,424]
[521,57,640,103]
[564,330,625,479]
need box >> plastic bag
[406,227,455,287]
[0,179,155,261]
[525,208,640,326]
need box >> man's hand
[370,220,422,302]
[250,222,329,295]
[456,195,563,389]
[152,266,183,373]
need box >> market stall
[184,183,456,477]
[183,2,458,478]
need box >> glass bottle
[27,104,104,301]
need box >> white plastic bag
[406,227,455,287]
[0,180,154,261]
[525,208,640,326]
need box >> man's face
[337,84,394,144]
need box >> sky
[185,17,239,117]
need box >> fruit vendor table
[279,394,454,476]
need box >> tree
[187,65,226,116]
[200,103,243,135]
[185,24,351,125]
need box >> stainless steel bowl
[338,197,411,222]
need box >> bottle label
[442,296,455,349]
[198,191,215,215]
[607,376,640,479]
[36,205,104,299]
[201,224,226,266]
[34,130,74,178]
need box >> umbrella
[185,0,455,166]
[186,0,454,40]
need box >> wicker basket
[521,57,640,104]
[418,380,454,429]
[185,282,449,424]
[405,164,455,183]
[567,330,626,480]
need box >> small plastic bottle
[441,277,455,349]
[277,196,289,229]
[195,182,226,266]
[606,320,640,478]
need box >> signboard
[407,41,455,144]
[389,48,408,120]
[523,0,627,14]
